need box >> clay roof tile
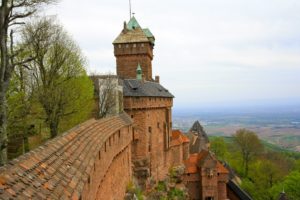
[0,113,132,199]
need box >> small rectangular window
[148,127,152,133]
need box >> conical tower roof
[113,16,155,44]
[190,121,209,141]
[127,16,141,30]
[188,121,210,153]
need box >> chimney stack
[155,75,160,83]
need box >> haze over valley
[174,103,300,151]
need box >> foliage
[126,181,144,200]
[156,181,167,192]
[20,18,94,138]
[210,137,228,161]
[282,171,300,200]
[215,133,300,199]
[168,188,185,200]
[233,129,263,177]
[0,0,56,165]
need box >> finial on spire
[129,0,132,19]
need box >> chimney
[155,75,160,83]
[122,21,128,33]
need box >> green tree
[6,65,33,156]
[0,0,55,165]
[243,160,283,200]
[283,171,300,199]
[210,137,227,161]
[233,129,263,177]
[21,18,93,138]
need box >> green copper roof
[143,28,154,38]
[136,63,142,80]
[136,63,142,72]
[127,16,141,30]
[113,16,155,44]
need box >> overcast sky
[47,0,300,110]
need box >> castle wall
[200,168,219,199]
[0,114,134,200]
[124,97,173,185]
[169,144,183,166]
[95,145,132,200]
[82,125,133,200]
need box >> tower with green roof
[113,16,155,81]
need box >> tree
[233,129,263,177]
[210,137,227,161]
[90,74,122,119]
[6,65,33,157]
[280,171,300,200]
[0,0,55,165]
[21,18,93,138]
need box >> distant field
[173,111,300,152]
[205,125,300,151]
[209,135,300,156]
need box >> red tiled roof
[184,150,228,174]
[184,154,197,173]
[217,162,229,174]
[0,114,132,199]
[184,151,209,174]
[171,130,182,139]
[170,130,190,147]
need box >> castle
[0,16,252,200]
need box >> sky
[47,0,300,110]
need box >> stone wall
[114,42,153,80]
[95,145,132,200]
[82,125,133,200]
[124,97,173,187]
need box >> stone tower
[113,16,155,81]
[113,16,174,187]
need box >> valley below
[173,109,300,152]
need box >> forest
[210,129,300,200]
